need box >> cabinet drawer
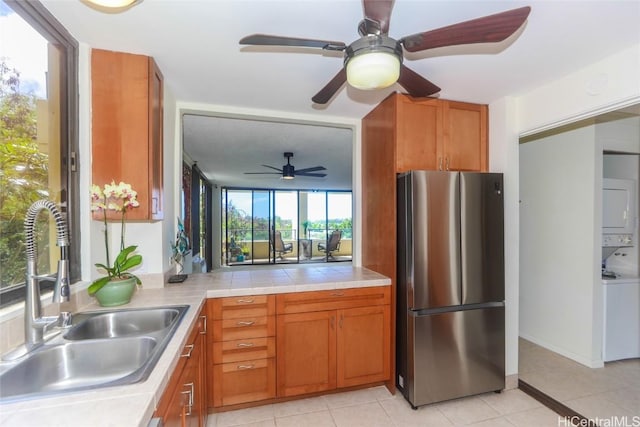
[209,295,275,320]
[212,337,275,364]
[212,316,275,341]
[277,286,390,314]
[212,358,276,407]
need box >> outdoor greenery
[0,61,50,289]
[224,199,353,250]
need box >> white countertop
[0,266,390,427]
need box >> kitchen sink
[64,307,184,340]
[0,337,157,400]
[0,305,188,403]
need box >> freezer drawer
[402,306,505,407]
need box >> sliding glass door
[222,188,352,266]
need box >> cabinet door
[277,311,336,397]
[91,49,164,220]
[337,305,390,388]
[161,383,188,427]
[442,101,487,171]
[396,95,441,172]
[162,347,198,427]
[157,312,206,427]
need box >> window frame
[1,0,79,306]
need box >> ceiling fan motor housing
[283,164,295,179]
[344,35,403,90]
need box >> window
[0,0,79,306]
[222,188,352,265]
[189,164,212,271]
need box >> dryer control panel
[602,233,634,247]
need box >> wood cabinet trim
[276,286,390,314]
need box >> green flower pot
[94,277,137,307]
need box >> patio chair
[318,230,342,259]
[271,230,293,259]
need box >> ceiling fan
[244,152,327,180]
[240,0,531,104]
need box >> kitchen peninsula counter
[0,266,390,427]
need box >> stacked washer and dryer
[602,178,640,362]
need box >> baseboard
[518,380,596,426]
[519,333,604,368]
[505,374,518,390]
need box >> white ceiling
[40,0,640,189]
[182,115,353,190]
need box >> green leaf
[88,276,111,295]
[115,245,137,266]
[118,254,142,272]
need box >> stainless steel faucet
[23,200,72,351]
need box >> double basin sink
[0,305,188,403]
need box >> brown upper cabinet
[91,49,164,221]
[370,93,487,173]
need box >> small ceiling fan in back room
[244,152,327,180]
[239,0,531,104]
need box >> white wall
[488,97,520,377]
[490,42,640,373]
[519,124,602,367]
[598,116,640,153]
[518,45,640,135]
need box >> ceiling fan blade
[401,6,531,52]
[244,172,282,175]
[240,34,346,51]
[260,164,282,172]
[295,172,327,178]
[362,0,395,34]
[295,166,327,173]
[312,68,347,104]
[397,65,441,97]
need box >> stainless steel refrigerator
[396,170,505,408]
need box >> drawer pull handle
[237,364,255,370]
[331,292,345,297]
[237,298,254,304]
[181,344,194,358]
[181,382,194,415]
[199,315,207,335]
[237,342,254,348]
[237,321,255,326]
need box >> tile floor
[206,385,562,427]
[519,338,640,421]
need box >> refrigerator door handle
[409,301,505,317]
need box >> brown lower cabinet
[155,306,207,427]
[277,310,337,396]
[202,286,391,411]
[277,293,390,397]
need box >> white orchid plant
[89,181,142,295]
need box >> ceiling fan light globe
[346,52,400,90]
[81,0,141,11]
